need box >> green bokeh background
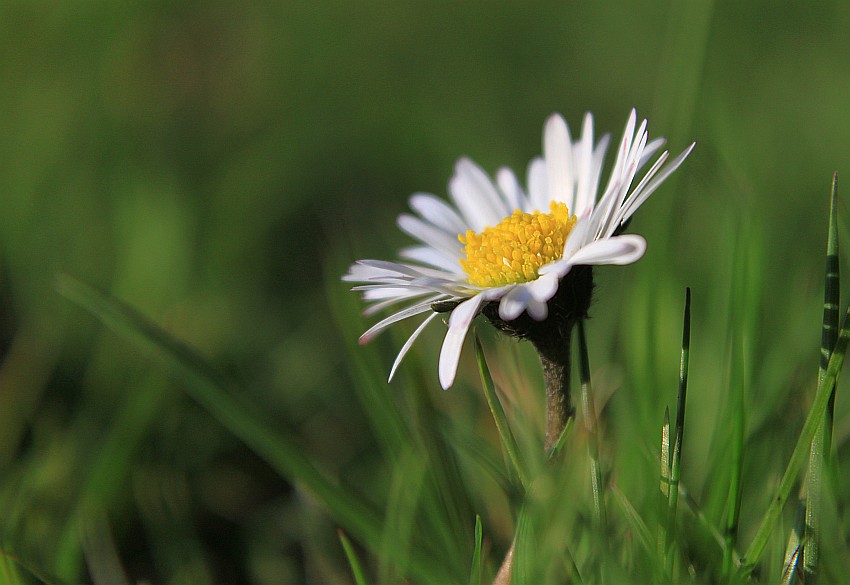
[2,1,850,583]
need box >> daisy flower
[344,110,694,390]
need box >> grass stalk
[473,330,530,492]
[468,515,483,585]
[576,319,606,529]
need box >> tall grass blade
[512,507,533,585]
[742,300,850,573]
[723,238,748,581]
[339,530,370,585]
[658,407,672,562]
[546,417,575,463]
[377,445,427,585]
[779,502,806,585]
[612,486,654,559]
[469,515,483,585]
[473,330,530,492]
[576,319,606,529]
[0,549,68,585]
[55,275,452,584]
[803,171,840,582]
[665,288,691,576]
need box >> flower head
[344,110,694,389]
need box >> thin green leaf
[780,502,806,585]
[339,530,370,585]
[378,445,428,585]
[512,507,533,585]
[665,287,691,577]
[577,319,606,529]
[474,330,530,492]
[545,417,575,463]
[660,407,672,500]
[611,486,654,559]
[0,549,69,585]
[469,515,483,585]
[742,300,850,573]
[724,241,748,581]
[658,407,672,561]
[55,275,452,585]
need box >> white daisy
[344,110,695,390]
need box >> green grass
[2,1,850,583]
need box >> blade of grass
[742,300,850,573]
[339,530,370,585]
[803,171,840,581]
[55,274,452,585]
[723,235,748,581]
[612,486,654,559]
[576,319,606,529]
[665,288,691,577]
[474,330,530,492]
[0,549,68,585]
[469,515,483,585]
[377,444,428,585]
[779,502,806,585]
[658,407,672,561]
[512,507,533,585]
[546,416,575,463]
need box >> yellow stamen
[459,202,576,287]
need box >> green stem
[536,331,574,453]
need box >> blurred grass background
[2,1,850,583]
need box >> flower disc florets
[459,202,576,287]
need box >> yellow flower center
[459,202,576,287]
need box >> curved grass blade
[339,530,370,585]
[55,274,452,585]
[742,299,850,574]
[473,330,530,492]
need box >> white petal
[438,294,486,389]
[620,142,696,224]
[496,167,528,211]
[360,299,437,344]
[638,138,666,170]
[544,113,574,207]
[526,157,548,211]
[567,235,646,267]
[449,158,507,231]
[601,109,637,198]
[399,246,464,274]
[409,192,468,234]
[498,285,531,321]
[573,112,595,215]
[398,214,464,258]
[388,312,440,382]
[527,272,559,303]
[561,216,594,260]
[526,298,548,321]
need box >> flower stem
[536,327,575,452]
